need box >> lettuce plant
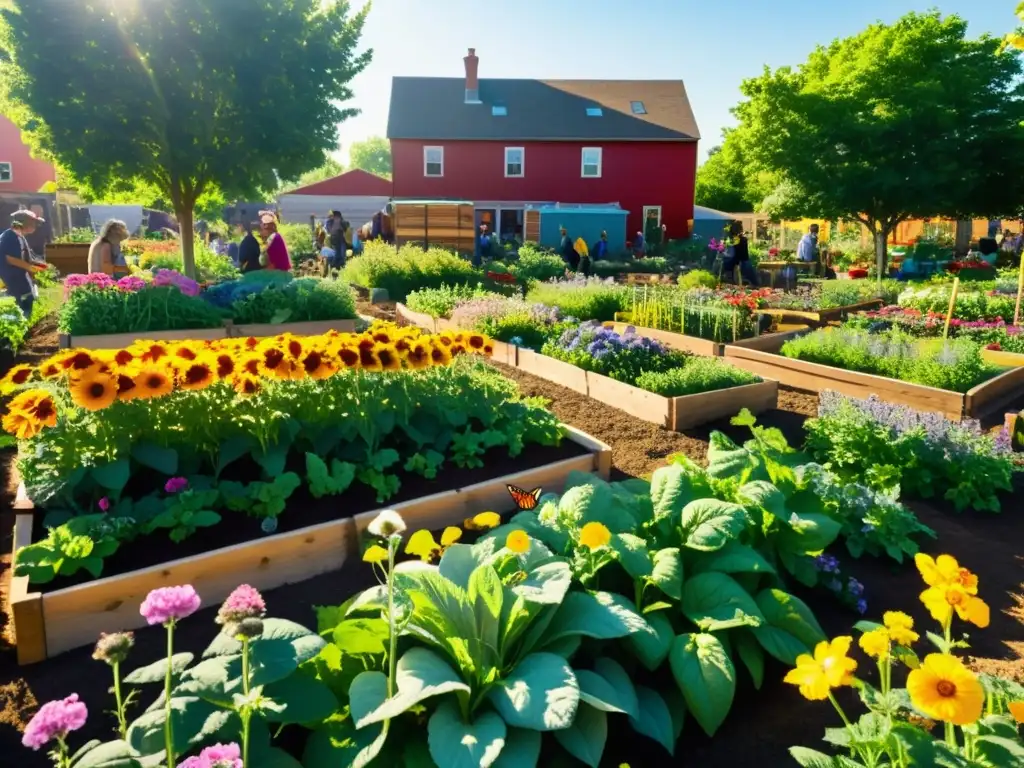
[14,514,134,583]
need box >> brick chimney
[464,47,480,104]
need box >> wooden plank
[982,348,1024,368]
[605,323,721,357]
[230,319,358,339]
[490,340,517,367]
[585,371,672,428]
[516,349,589,395]
[670,381,778,431]
[965,364,1024,419]
[728,328,810,353]
[65,327,228,350]
[395,302,439,333]
[10,513,46,665]
[722,347,966,419]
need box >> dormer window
[630,101,647,114]
[492,105,507,116]
[586,107,603,117]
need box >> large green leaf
[575,664,638,718]
[649,548,683,600]
[629,685,676,756]
[302,716,388,768]
[788,746,848,767]
[755,589,827,648]
[591,657,639,718]
[559,481,635,532]
[262,674,338,725]
[552,704,606,768]
[513,561,571,606]
[428,700,506,768]
[649,463,704,524]
[488,653,579,731]
[681,572,765,632]
[734,631,766,690]
[779,512,843,553]
[612,533,652,580]
[126,696,232,757]
[353,648,471,728]
[71,741,142,768]
[736,480,787,518]
[332,618,388,656]
[92,460,130,492]
[626,610,674,671]
[706,432,758,480]
[669,633,736,737]
[539,591,650,646]
[439,544,491,590]
[131,443,179,476]
[491,728,541,768]
[249,746,304,768]
[346,671,387,729]
[751,626,812,666]
[679,499,748,552]
[123,653,194,685]
[697,541,776,576]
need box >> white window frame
[504,147,525,178]
[581,147,602,178]
[423,146,444,177]
[0,162,12,183]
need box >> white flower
[367,509,407,538]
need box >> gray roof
[387,78,700,142]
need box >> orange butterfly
[507,484,542,511]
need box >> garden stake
[942,277,959,339]
[1015,253,1024,326]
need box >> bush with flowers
[526,275,628,321]
[341,242,483,302]
[787,553,1024,767]
[3,322,569,584]
[627,284,763,342]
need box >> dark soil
[0,320,1022,767]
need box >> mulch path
[0,319,1021,767]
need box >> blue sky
[337,0,1018,165]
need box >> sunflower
[482,342,494,357]
[449,342,467,357]
[134,342,171,364]
[69,369,118,411]
[115,373,139,401]
[372,330,392,345]
[405,342,432,370]
[214,352,237,379]
[429,342,453,367]
[1,389,58,439]
[300,349,334,380]
[132,365,174,399]
[170,344,199,363]
[0,364,35,394]
[436,333,454,347]
[259,347,293,380]
[178,357,216,391]
[359,346,382,372]
[242,336,260,351]
[906,653,984,725]
[113,349,135,367]
[394,337,412,357]
[376,344,402,372]
[61,350,96,372]
[338,346,360,369]
[783,636,858,701]
[284,336,304,360]
[231,373,262,396]
[37,357,64,379]
[237,353,262,377]
[357,335,376,351]
[467,333,487,351]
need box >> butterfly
[507,484,542,511]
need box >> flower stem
[164,623,176,767]
[386,537,398,700]
[945,721,956,749]
[242,637,251,768]
[113,661,127,739]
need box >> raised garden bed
[603,322,810,356]
[58,318,359,349]
[44,243,90,276]
[756,299,884,328]
[722,335,1024,421]
[9,425,611,664]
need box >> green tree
[695,137,754,213]
[348,135,392,178]
[0,0,371,277]
[736,11,1024,272]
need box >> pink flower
[21,694,88,750]
[140,585,201,626]
[217,584,266,624]
[97,496,110,512]
[116,275,146,293]
[177,743,243,768]
[165,477,189,494]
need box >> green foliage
[677,269,719,291]
[228,277,357,325]
[898,284,1016,321]
[635,358,761,397]
[541,322,691,386]
[405,283,496,318]
[52,227,95,244]
[14,514,133,583]
[695,138,758,213]
[0,296,29,350]
[735,10,1024,270]
[147,489,221,543]
[342,242,482,301]
[0,0,371,278]
[142,242,240,283]
[526,279,628,321]
[503,243,568,283]
[278,156,345,194]
[58,285,226,336]
[780,327,999,392]
[305,453,356,498]
[276,222,318,259]
[348,135,392,178]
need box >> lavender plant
[541,321,688,385]
[525,275,628,321]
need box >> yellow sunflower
[213,352,237,379]
[358,346,382,372]
[2,389,58,439]
[61,350,97,373]
[429,342,452,367]
[337,346,360,370]
[69,368,118,411]
[405,342,432,370]
[132,365,175,399]
[113,349,136,368]
[376,343,402,372]
[133,342,172,364]
[232,373,262,396]
[115,373,139,401]
[37,357,64,380]
[906,654,984,726]
[299,348,335,380]
[259,347,293,380]
[467,333,487,352]
[177,357,217,391]
[0,364,35,394]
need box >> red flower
[986,343,1002,351]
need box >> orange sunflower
[406,342,432,370]
[134,342,171,364]
[299,348,335,380]
[376,343,402,372]
[231,373,262,396]
[0,364,35,394]
[132,365,175,399]
[115,373,139,401]
[259,347,294,380]
[467,333,487,352]
[213,352,237,379]
[337,346,360,369]
[69,368,118,411]
[429,342,453,367]
[359,345,382,372]
[177,357,217,391]
[61,350,96,373]
[2,389,58,439]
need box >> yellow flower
[428,342,453,367]
[376,343,402,372]
[783,636,858,701]
[920,585,990,629]
[858,628,891,660]
[906,653,984,726]
[405,529,441,562]
[465,511,501,531]
[915,553,978,594]
[69,368,118,411]
[177,357,217,391]
[132,365,175,399]
[405,342,432,370]
[579,522,612,550]
[883,611,919,646]
[0,363,35,394]
[362,545,389,564]
[506,530,530,554]
[440,527,462,547]
[1008,701,1024,724]
[2,389,58,439]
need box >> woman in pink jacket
[258,211,292,271]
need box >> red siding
[391,139,696,239]
[0,116,56,194]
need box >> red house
[387,48,700,244]
[0,115,56,194]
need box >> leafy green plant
[526,277,628,321]
[0,297,30,350]
[501,243,566,282]
[677,269,719,290]
[228,277,357,324]
[146,488,221,543]
[635,358,760,396]
[405,283,496,318]
[305,453,356,498]
[142,241,240,282]
[14,514,134,583]
[342,242,482,301]
[58,284,226,335]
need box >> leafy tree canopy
[695,133,757,213]
[348,135,391,178]
[0,0,371,277]
[735,10,1024,268]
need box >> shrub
[276,221,317,258]
[898,285,1015,321]
[229,277,357,324]
[677,269,719,291]
[502,243,566,282]
[342,242,480,301]
[0,297,29,351]
[541,321,688,385]
[635,357,759,396]
[59,284,226,335]
[526,276,627,321]
[141,242,239,282]
[405,283,497,318]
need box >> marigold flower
[367,509,406,538]
[132,365,174,399]
[883,611,919,645]
[1009,701,1024,723]
[362,544,389,564]
[21,694,88,750]
[906,653,984,726]
[505,530,530,554]
[69,368,118,411]
[920,584,990,628]
[858,628,890,660]
[466,511,501,530]
[440,527,462,547]
[140,585,201,626]
[579,522,612,550]
[783,636,858,701]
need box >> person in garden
[238,221,262,273]
[474,224,491,267]
[329,210,348,271]
[88,219,130,277]
[798,223,820,264]
[558,226,579,270]
[0,209,46,318]
[258,211,291,271]
[632,230,646,259]
[591,231,609,261]
[722,220,758,286]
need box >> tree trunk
[873,226,890,277]
[176,203,196,280]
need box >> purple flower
[856,598,868,615]
[177,743,243,768]
[217,584,266,625]
[116,275,147,293]
[140,585,201,626]
[814,554,840,574]
[165,477,189,494]
[97,496,110,512]
[92,631,134,665]
[847,577,865,597]
[21,694,88,750]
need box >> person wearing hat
[0,209,46,319]
[258,210,291,271]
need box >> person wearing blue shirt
[591,231,609,260]
[474,224,491,267]
[797,224,819,263]
[0,210,45,318]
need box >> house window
[630,101,647,115]
[581,147,602,178]
[586,107,603,117]
[0,163,12,183]
[423,146,443,177]
[492,105,507,116]
[504,147,524,178]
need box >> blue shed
[524,204,629,253]
[691,205,735,243]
